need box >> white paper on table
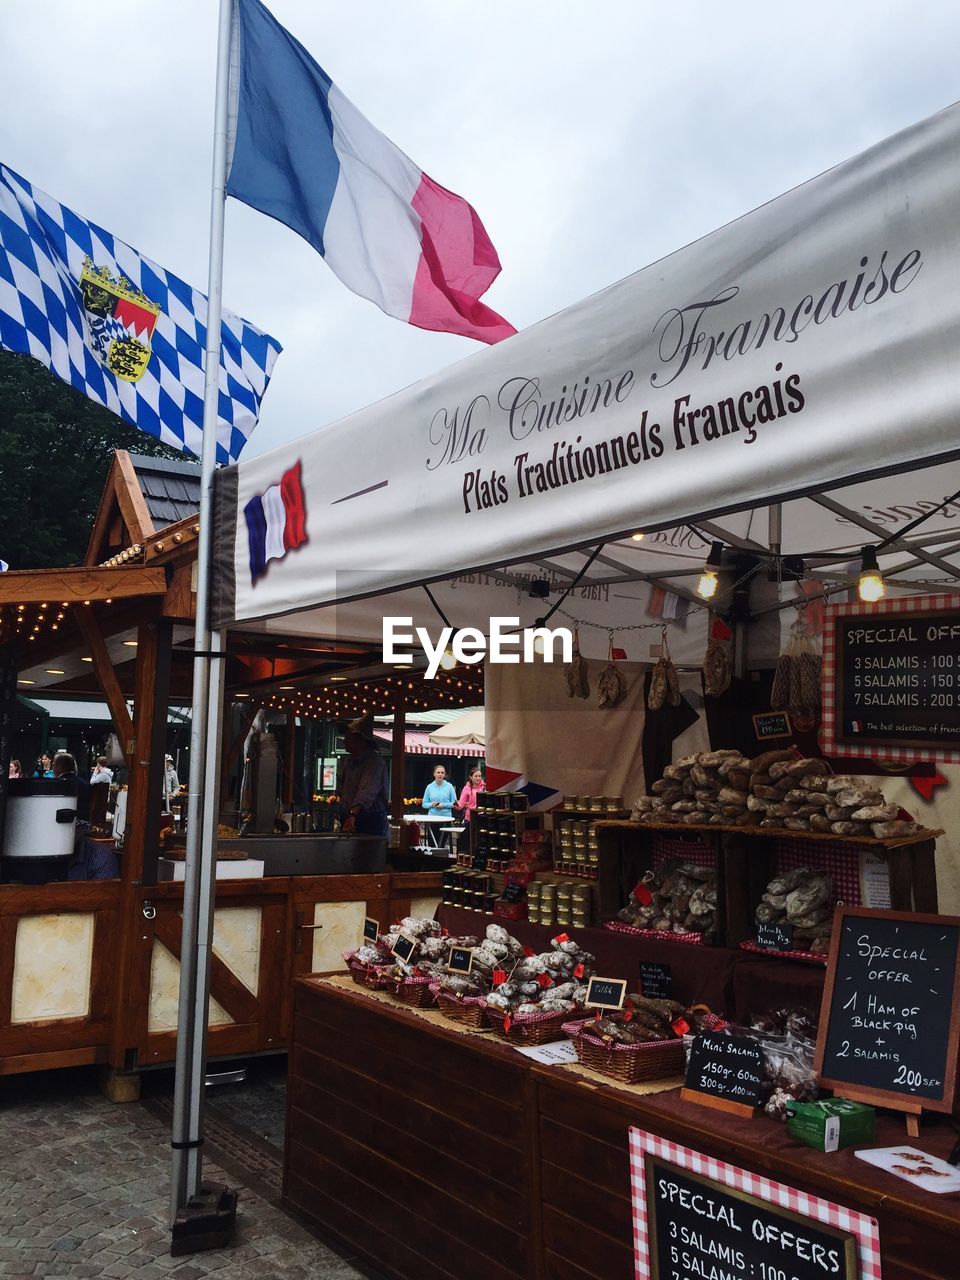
[855,1145,960,1194]
[513,1040,579,1065]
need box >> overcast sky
[4,1,960,459]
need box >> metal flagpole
[170,0,234,1233]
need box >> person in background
[8,759,21,779]
[163,754,180,811]
[52,752,90,822]
[422,763,457,819]
[33,752,54,778]
[90,756,113,787]
[338,711,389,837]
[457,766,485,822]
[89,756,112,827]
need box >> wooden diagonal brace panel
[75,607,135,760]
[153,909,259,1027]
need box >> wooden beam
[84,453,123,566]
[75,607,135,760]
[113,450,156,547]
[391,703,406,827]
[143,514,200,564]
[0,565,166,605]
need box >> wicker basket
[431,985,489,1029]
[563,1020,685,1084]
[389,975,438,1008]
[483,1002,582,1046]
[343,950,390,987]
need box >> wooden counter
[288,976,960,1280]
[285,975,542,1280]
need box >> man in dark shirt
[52,752,90,821]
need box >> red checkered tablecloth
[651,832,716,871]
[629,1127,881,1279]
[774,837,862,906]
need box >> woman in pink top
[457,767,485,821]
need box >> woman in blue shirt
[422,764,457,818]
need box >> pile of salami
[631,749,920,839]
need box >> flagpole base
[170,1183,238,1256]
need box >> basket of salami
[482,932,598,1045]
[563,1000,726,1085]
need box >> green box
[786,1099,876,1152]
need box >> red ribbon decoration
[536,972,554,988]
[503,1016,511,1033]
[633,883,653,905]
[671,1016,690,1037]
[493,968,507,986]
[523,946,535,958]
[624,1008,634,1022]
[711,617,733,641]
[573,963,585,979]
[911,771,948,803]
[552,933,570,945]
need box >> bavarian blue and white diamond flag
[0,164,281,464]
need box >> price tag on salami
[585,977,627,1011]
[391,932,417,964]
[447,946,474,975]
[362,917,379,944]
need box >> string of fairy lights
[261,667,482,719]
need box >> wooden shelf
[594,818,943,850]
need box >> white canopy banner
[212,103,960,629]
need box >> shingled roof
[128,453,201,529]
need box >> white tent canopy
[212,103,960,645]
[429,707,485,747]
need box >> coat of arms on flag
[79,257,160,383]
[244,460,307,584]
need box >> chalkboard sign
[391,932,417,964]
[756,920,795,951]
[683,1032,765,1108]
[640,962,672,1000]
[816,907,960,1114]
[832,597,960,753]
[362,917,379,943]
[447,946,474,975]
[753,710,792,740]
[585,977,627,1010]
[501,878,526,904]
[644,1155,858,1280]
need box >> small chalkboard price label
[501,878,526,904]
[756,920,795,951]
[643,1154,858,1280]
[753,710,792,740]
[585,977,627,1011]
[640,962,672,1000]
[362,917,379,944]
[447,946,474,975]
[816,907,960,1116]
[683,1032,765,1111]
[391,932,418,964]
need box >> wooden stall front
[287,977,960,1280]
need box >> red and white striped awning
[374,728,485,758]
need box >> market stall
[199,101,960,1276]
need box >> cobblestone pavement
[0,1064,366,1279]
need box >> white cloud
[3,0,959,456]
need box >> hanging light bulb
[439,649,457,670]
[697,542,724,600]
[531,617,547,656]
[858,545,885,602]
[630,531,645,542]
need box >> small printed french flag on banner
[243,460,307,584]
[850,720,865,734]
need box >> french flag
[226,0,516,345]
[244,460,307,584]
